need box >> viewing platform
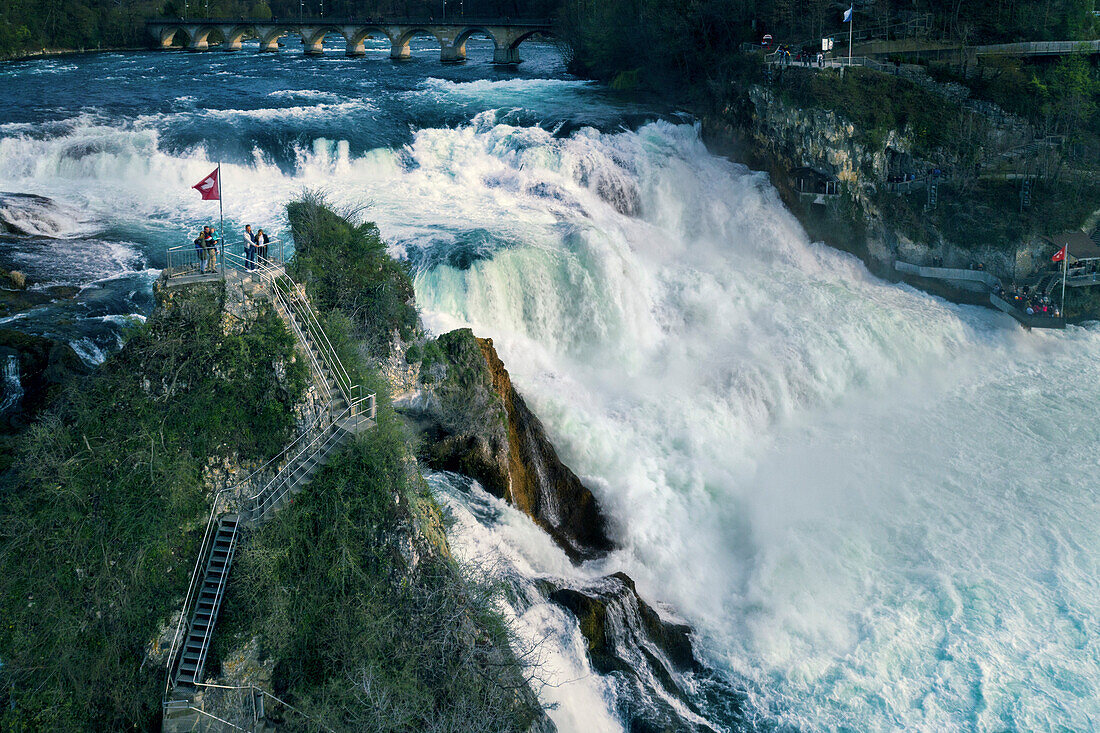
[895,260,1065,329]
[161,240,375,730]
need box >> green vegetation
[211,198,541,731]
[0,282,307,730]
[287,193,417,359]
[558,0,1097,91]
[216,421,541,731]
[780,67,965,155]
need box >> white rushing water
[3,71,1099,730]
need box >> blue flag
[843,6,853,21]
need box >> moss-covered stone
[409,327,614,561]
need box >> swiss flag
[192,167,220,201]
[1052,245,1068,263]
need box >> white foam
[427,473,625,733]
[69,337,107,366]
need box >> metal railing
[161,394,338,696]
[227,250,374,428]
[190,517,239,687]
[242,401,357,523]
[165,682,336,733]
[894,260,1001,288]
[163,240,375,710]
[165,243,219,277]
[230,236,286,268]
[165,236,286,281]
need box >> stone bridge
[146,17,556,65]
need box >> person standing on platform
[244,224,256,271]
[255,228,270,265]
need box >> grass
[0,281,307,730]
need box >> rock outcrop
[0,328,90,431]
[704,79,1083,301]
[402,328,613,561]
[544,572,747,732]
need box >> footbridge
[146,16,555,64]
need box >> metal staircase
[175,515,240,687]
[162,249,375,728]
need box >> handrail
[162,398,332,695]
[189,681,338,733]
[242,401,352,512]
[163,487,231,695]
[190,517,239,685]
[164,241,376,707]
[225,250,373,425]
[173,705,250,732]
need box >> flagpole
[848,9,853,67]
[1061,245,1068,317]
[218,161,224,279]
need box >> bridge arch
[157,25,189,49]
[447,27,500,62]
[345,26,393,57]
[492,28,556,65]
[299,25,344,55]
[257,26,287,52]
[390,28,444,60]
[508,29,554,51]
[222,25,254,51]
[189,26,227,51]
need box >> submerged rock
[0,192,75,238]
[402,327,613,561]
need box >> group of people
[772,46,826,68]
[243,224,271,271]
[193,226,219,274]
[997,285,1061,318]
[191,224,271,274]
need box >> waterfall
[0,354,24,415]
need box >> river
[1,37,1099,732]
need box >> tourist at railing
[202,226,219,273]
[996,285,1060,318]
[244,224,257,271]
[193,233,207,274]
[256,228,270,264]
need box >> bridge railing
[147,16,555,27]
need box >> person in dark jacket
[255,228,270,264]
[193,232,206,273]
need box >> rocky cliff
[704,71,1097,302]
[400,328,613,562]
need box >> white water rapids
[2,67,1099,731]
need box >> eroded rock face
[403,328,613,561]
[548,572,696,677]
[544,572,748,733]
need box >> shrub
[286,192,417,358]
[0,282,307,730]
